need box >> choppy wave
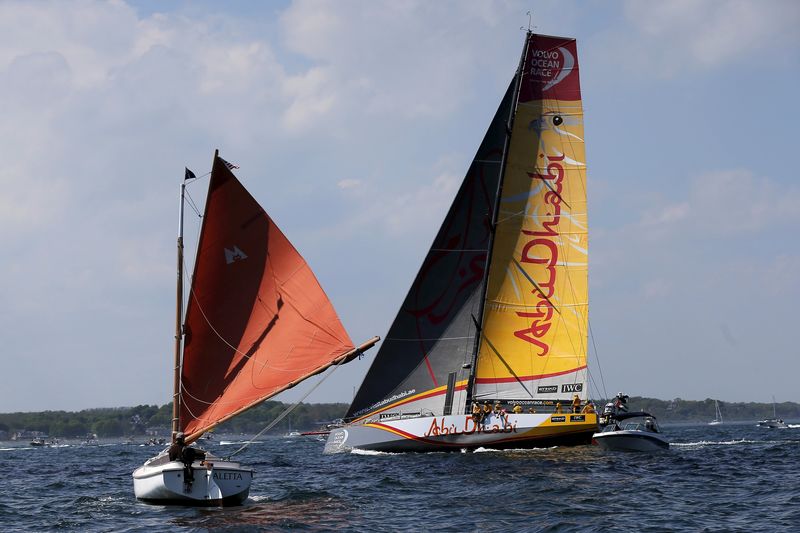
[3,423,799,532]
[473,445,557,453]
[672,439,766,447]
[349,448,397,456]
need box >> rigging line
[557,234,589,369]
[532,171,571,210]
[511,258,562,315]
[482,334,535,398]
[183,189,203,218]
[225,354,349,459]
[586,370,602,400]
[588,319,608,399]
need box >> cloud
[336,178,361,190]
[637,169,800,236]
[598,0,800,77]
[278,0,524,126]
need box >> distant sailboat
[133,152,377,505]
[709,400,723,425]
[757,397,788,429]
[325,31,597,453]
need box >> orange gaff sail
[180,156,355,438]
[474,34,588,401]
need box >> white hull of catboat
[132,450,252,506]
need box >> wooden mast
[171,162,191,442]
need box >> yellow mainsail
[474,34,588,402]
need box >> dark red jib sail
[180,155,355,441]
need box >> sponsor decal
[352,389,416,418]
[550,416,566,423]
[537,385,558,394]
[224,245,248,264]
[561,383,583,393]
[330,429,348,448]
[520,37,580,102]
[570,415,586,422]
[423,415,518,438]
[516,399,557,406]
[513,153,566,356]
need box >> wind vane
[521,11,535,32]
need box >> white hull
[757,419,788,429]
[132,450,252,506]
[592,430,669,452]
[708,420,722,426]
[325,412,598,453]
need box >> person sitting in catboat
[168,432,206,490]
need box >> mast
[171,175,187,442]
[465,32,532,404]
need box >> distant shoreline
[1,397,797,439]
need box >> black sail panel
[345,82,514,420]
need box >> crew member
[554,402,562,414]
[571,395,581,413]
[582,401,595,414]
[168,432,186,461]
[472,402,482,423]
[482,401,492,423]
[169,432,206,490]
[513,404,523,414]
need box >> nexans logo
[561,384,583,393]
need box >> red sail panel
[180,156,354,437]
[517,34,581,103]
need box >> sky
[1,0,798,413]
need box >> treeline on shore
[600,397,799,423]
[0,401,348,439]
[1,397,797,439]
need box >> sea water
[2,422,798,532]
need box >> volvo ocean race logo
[529,46,574,92]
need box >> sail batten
[179,155,357,438]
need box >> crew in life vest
[571,395,581,413]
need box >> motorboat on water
[758,398,788,428]
[592,412,669,451]
[757,418,788,429]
